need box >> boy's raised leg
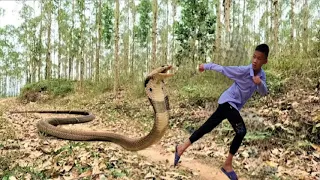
[174,104,226,166]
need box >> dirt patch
[138,145,232,180]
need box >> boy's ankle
[222,164,233,171]
[177,144,185,156]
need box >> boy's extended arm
[256,74,268,96]
[203,63,244,81]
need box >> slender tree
[113,0,120,95]
[45,1,52,80]
[130,0,136,79]
[151,0,158,70]
[215,0,222,61]
[290,0,295,52]
[273,0,279,55]
[95,0,102,82]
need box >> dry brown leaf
[271,148,280,155]
[266,161,278,167]
[98,174,107,180]
[311,144,320,152]
[79,169,92,178]
[63,165,73,172]
[145,172,156,179]
[29,151,43,159]
[40,159,52,170]
[92,158,101,175]
[8,176,17,180]
[159,175,175,180]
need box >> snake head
[145,65,174,105]
[146,65,174,82]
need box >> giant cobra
[10,65,174,151]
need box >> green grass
[21,79,74,96]
[0,166,48,180]
[169,68,232,105]
[19,78,75,102]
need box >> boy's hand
[252,76,261,85]
[198,64,205,72]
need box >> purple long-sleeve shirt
[204,63,268,111]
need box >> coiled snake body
[11,65,174,151]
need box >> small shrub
[264,70,287,95]
[19,79,74,102]
[171,69,231,107]
[80,79,113,94]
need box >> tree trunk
[95,0,101,82]
[172,0,176,65]
[302,0,308,54]
[273,0,279,55]
[58,0,62,78]
[90,36,94,80]
[224,0,231,45]
[75,54,79,80]
[270,1,273,45]
[64,54,68,78]
[165,0,168,65]
[113,0,120,95]
[69,0,75,80]
[290,0,294,51]
[80,0,85,88]
[215,0,222,61]
[26,57,31,83]
[37,2,43,82]
[265,0,269,43]
[124,0,130,78]
[45,1,52,80]
[151,0,158,70]
[130,0,136,80]
[31,39,36,83]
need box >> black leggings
[189,102,247,155]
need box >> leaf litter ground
[0,89,319,180]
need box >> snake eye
[149,88,152,92]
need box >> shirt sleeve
[203,63,245,81]
[256,73,268,96]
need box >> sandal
[173,145,180,167]
[221,167,238,180]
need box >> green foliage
[244,131,272,141]
[137,0,152,46]
[20,79,74,98]
[110,169,127,178]
[0,25,23,77]
[0,166,48,180]
[262,55,319,95]
[175,0,216,65]
[264,70,286,95]
[81,78,113,94]
[171,70,231,104]
[101,2,114,48]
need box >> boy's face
[252,51,267,71]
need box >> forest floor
[0,85,319,180]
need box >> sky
[0,1,31,27]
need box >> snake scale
[10,65,174,151]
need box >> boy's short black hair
[255,44,269,59]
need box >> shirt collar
[249,64,262,77]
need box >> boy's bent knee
[235,125,246,138]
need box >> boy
[174,44,269,180]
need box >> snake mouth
[145,65,174,87]
[158,65,174,79]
